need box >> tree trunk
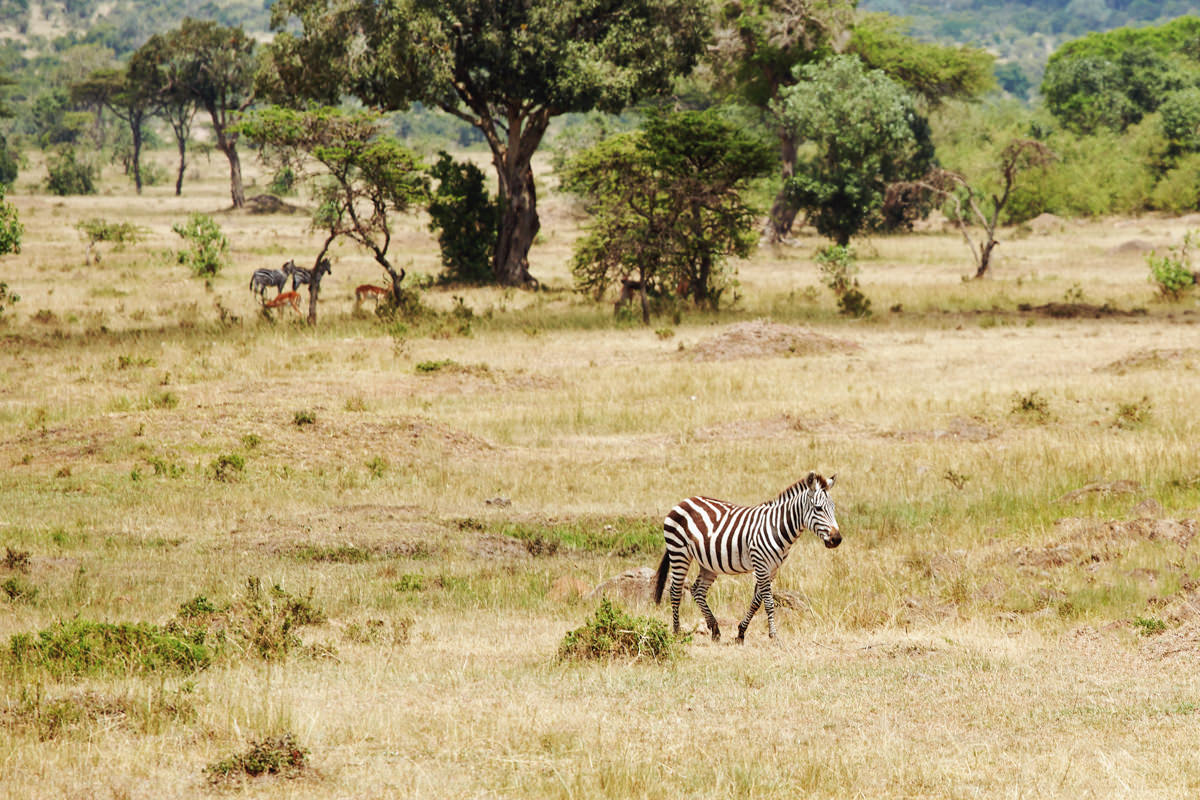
[174,136,187,196]
[305,257,331,326]
[975,237,998,279]
[131,123,143,194]
[765,130,799,243]
[210,109,245,208]
[493,159,538,286]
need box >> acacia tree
[266,0,708,287]
[171,19,257,208]
[774,54,933,247]
[238,106,429,320]
[563,109,774,323]
[71,60,158,192]
[893,139,1055,280]
[133,30,201,196]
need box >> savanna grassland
[1,148,1200,800]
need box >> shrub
[75,218,147,264]
[209,453,245,482]
[559,598,685,662]
[816,245,872,317]
[45,147,97,195]
[292,410,316,426]
[204,733,309,784]
[172,214,230,280]
[268,166,296,196]
[1147,230,1198,299]
[1011,390,1051,422]
[427,151,500,284]
[6,620,212,678]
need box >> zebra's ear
[804,471,817,488]
[826,473,837,490]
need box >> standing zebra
[654,472,841,643]
[249,261,292,300]
[283,258,332,291]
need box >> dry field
[1,149,1199,799]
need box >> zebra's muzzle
[823,530,842,548]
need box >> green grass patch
[204,733,309,784]
[488,516,660,557]
[6,620,213,678]
[290,544,374,564]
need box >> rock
[589,566,657,604]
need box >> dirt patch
[1057,480,1144,503]
[1010,516,1197,570]
[1026,212,1067,234]
[470,534,531,561]
[1101,347,1200,374]
[683,320,860,362]
[1018,302,1138,319]
[589,566,657,605]
[1105,239,1157,257]
[886,416,997,442]
[243,194,305,215]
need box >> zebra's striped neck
[767,481,809,545]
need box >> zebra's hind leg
[691,569,720,641]
[667,558,690,635]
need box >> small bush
[172,213,230,280]
[415,359,455,373]
[205,733,309,784]
[76,218,147,264]
[1133,615,1167,636]
[209,453,245,482]
[559,598,685,662]
[1114,396,1152,430]
[1,575,38,603]
[1011,390,1051,423]
[267,166,296,196]
[1147,232,1198,300]
[816,245,872,317]
[45,148,97,195]
[292,410,316,426]
[4,547,31,573]
[427,151,500,284]
[172,578,325,661]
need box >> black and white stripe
[283,258,332,291]
[654,472,841,642]
[249,264,290,299]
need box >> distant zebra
[249,261,292,300]
[283,258,332,291]
[654,472,841,643]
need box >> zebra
[283,258,332,291]
[249,261,292,300]
[654,472,841,643]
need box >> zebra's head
[801,472,841,548]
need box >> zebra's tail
[653,549,670,605]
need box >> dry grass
[0,148,1198,798]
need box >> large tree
[774,54,933,246]
[563,109,774,322]
[72,54,160,193]
[266,0,709,287]
[132,30,201,196]
[170,19,258,208]
[709,0,855,243]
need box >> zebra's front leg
[691,570,720,641]
[736,592,762,643]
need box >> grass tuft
[5,620,212,678]
[204,733,309,784]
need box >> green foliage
[6,620,212,678]
[172,213,229,279]
[0,134,18,187]
[208,453,245,482]
[563,108,773,319]
[1010,391,1051,423]
[1041,18,1200,134]
[176,578,325,661]
[1147,231,1199,300]
[2,575,39,603]
[205,733,309,783]
[776,55,934,246]
[267,166,297,196]
[1158,87,1200,155]
[1113,396,1153,430]
[1150,153,1200,214]
[1133,615,1167,636]
[292,410,316,426]
[0,185,22,269]
[427,151,500,284]
[490,517,661,558]
[76,218,145,246]
[0,281,20,321]
[559,598,685,662]
[45,147,97,195]
[848,12,995,107]
[815,245,872,317]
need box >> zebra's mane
[774,472,826,503]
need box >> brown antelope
[263,291,302,316]
[355,284,390,307]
